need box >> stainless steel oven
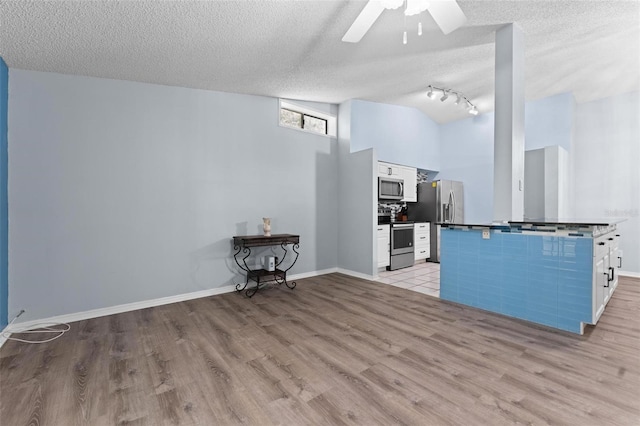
[389,222,414,270]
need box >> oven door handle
[393,224,414,229]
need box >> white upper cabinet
[378,162,402,178]
[378,161,417,202]
[400,166,417,202]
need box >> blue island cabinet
[440,222,622,334]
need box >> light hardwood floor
[1,274,639,425]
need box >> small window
[279,100,336,137]
[303,114,327,134]
[279,108,303,129]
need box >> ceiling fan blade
[342,1,385,43]
[428,0,467,35]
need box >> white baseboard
[0,268,342,348]
[289,268,337,280]
[0,332,8,349]
[619,270,640,279]
[336,268,376,281]
[4,284,239,335]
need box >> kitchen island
[440,220,623,334]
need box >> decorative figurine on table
[263,217,271,236]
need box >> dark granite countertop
[439,218,624,228]
[439,219,622,237]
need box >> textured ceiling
[0,0,638,123]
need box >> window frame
[279,99,337,138]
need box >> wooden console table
[232,234,300,297]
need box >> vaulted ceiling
[1,1,638,123]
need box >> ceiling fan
[342,0,467,43]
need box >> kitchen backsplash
[378,201,405,214]
[417,169,429,184]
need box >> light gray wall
[573,91,640,274]
[524,148,545,220]
[440,93,581,225]
[8,70,339,322]
[337,101,376,276]
[524,146,570,220]
[493,23,525,222]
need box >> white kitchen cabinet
[378,162,401,178]
[378,161,417,202]
[606,233,622,301]
[400,166,417,202]
[377,225,390,268]
[414,222,430,261]
[592,231,623,323]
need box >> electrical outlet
[482,229,490,239]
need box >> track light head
[440,90,449,102]
[427,86,436,99]
[468,105,479,115]
[454,93,462,105]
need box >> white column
[493,24,525,222]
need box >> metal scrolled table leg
[281,243,300,289]
[233,244,253,292]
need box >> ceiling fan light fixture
[405,0,430,16]
[381,0,404,10]
[342,0,467,44]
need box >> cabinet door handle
[618,256,622,268]
[608,237,614,241]
[597,242,605,246]
[606,266,614,285]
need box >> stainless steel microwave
[378,177,404,200]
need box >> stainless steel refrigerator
[407,180,464,262]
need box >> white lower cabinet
[377,225,390,268]
[414,222,430,261]
[592,231,622,323]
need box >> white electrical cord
[1,311,70,344]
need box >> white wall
[439,113,495,224]
[525,93,574,152]
[573,91,640,274]
[439,93,577,225]
[8,70,339,322]
[350,100,440,171]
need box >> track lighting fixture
[426,85,479,115]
